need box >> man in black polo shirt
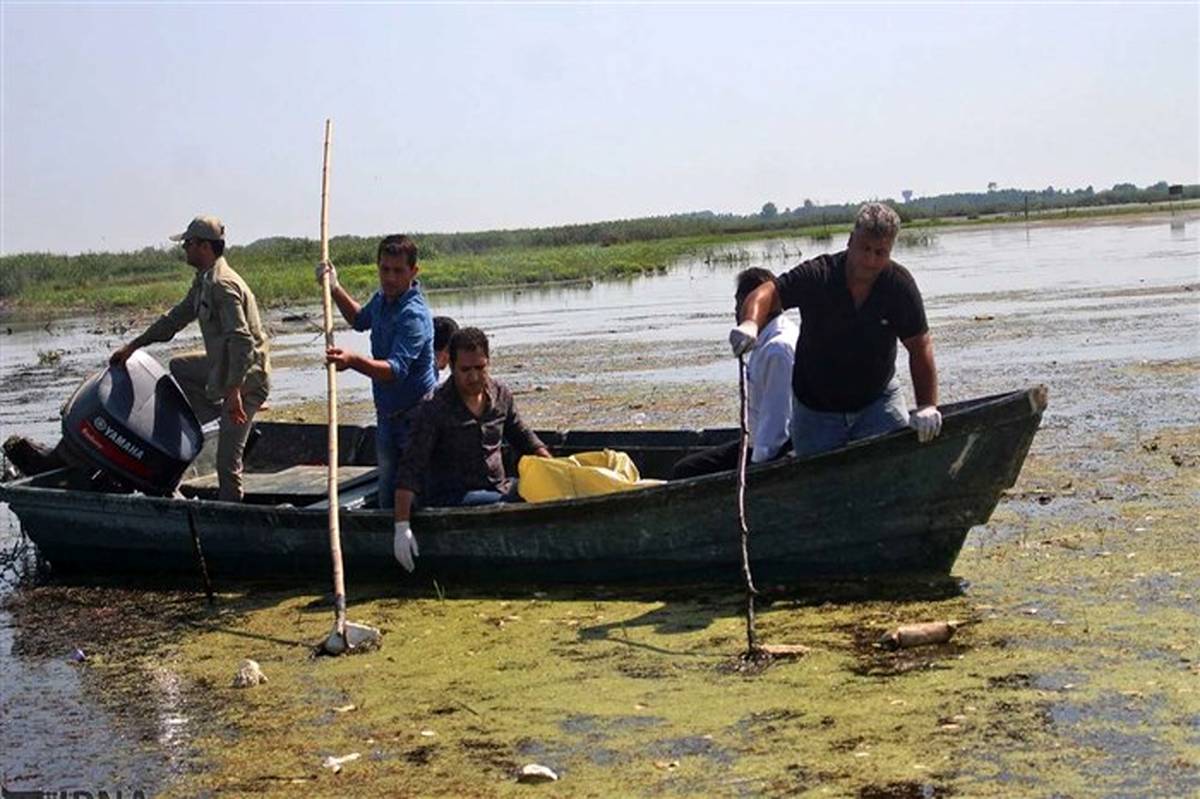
[729,202,942,457]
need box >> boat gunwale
[0,386,1047,522]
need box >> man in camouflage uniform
[111,215,271,501]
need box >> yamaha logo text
[92,416,146,461]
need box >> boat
[0,387,1047,586]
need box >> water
[2,214,1197,507]
[1,213,1197,794]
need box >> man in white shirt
[671,268,798,479]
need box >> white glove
[315,260,338,288]
[910,406,943,443]
[728,320,759,357]
[393,521,419,572]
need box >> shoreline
[2,202,1195,320]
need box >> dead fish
[320,622,382,656]
[517,764,559,784]
[877,621,959,650]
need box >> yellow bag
[517,449,666,504]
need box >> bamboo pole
[318,119,348,646]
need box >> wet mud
[1,215,1198,796]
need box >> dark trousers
[672,436,792,479]
[671,441,741,479]
[169,353,267,502]
[669,439,792,480]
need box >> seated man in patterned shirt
[390,327,551,572]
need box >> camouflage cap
[169,215,225,242]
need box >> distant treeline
[248,180,1200,259]
[889,180,1198,221]
[1,180,1195,309]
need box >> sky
[1,2,1197,255]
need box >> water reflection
[150,666,192,766]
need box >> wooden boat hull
[0,388,1047,586]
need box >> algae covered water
[1,213,1197,797]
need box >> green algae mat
[5,425,1197,797]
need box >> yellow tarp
[517,449,666,504]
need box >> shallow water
[0,616,168,795]
[0,213,1197,796]
[3,215,1195,446]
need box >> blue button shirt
[353,283,436,418]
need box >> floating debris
[232,659,268,687]
[517,764,558,784]
[36,349,63,366]
[321,752,361,774]
[755,643,811,659]
[320,622,382,656]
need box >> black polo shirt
[775,251,927,413]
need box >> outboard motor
[61,350,204,495]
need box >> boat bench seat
[179,464,378,506]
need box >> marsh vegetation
[2,191,1195,314]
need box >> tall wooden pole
[736,355,759,655]
[319,119,347,642]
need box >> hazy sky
[2,3,1197,255]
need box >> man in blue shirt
[317,234,437,509]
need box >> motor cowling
[60,350,203,495]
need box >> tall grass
[0,229,826,313]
